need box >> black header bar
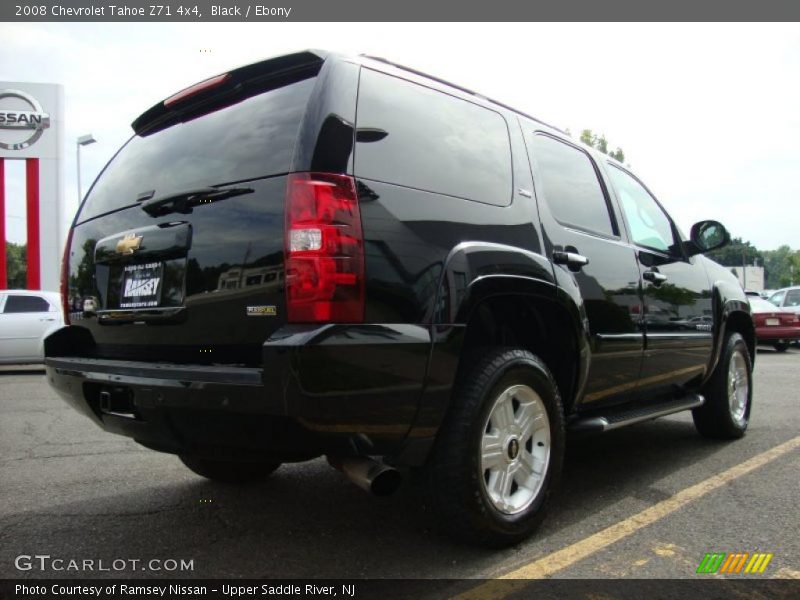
[3,0,800,22]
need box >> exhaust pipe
[328,456,402,497]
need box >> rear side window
[3,295,50,313]
[786,290,800,307]
[355,69,512,206]
[79,76,317,222]
[531,135,616,237]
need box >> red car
[750,297,800,352]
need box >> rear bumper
[44,323,461,465]
[756,326,800,342]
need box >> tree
[761,245,800,288]
[580,129,626,164]
[706,236,763,269]
[4,242,26,288]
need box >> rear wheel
[693,332,752,439]
[179,455,281,483]
[425,348,565,547]
[773,342,789,353]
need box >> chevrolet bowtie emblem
[116,233,142,255]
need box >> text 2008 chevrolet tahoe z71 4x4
[46,51,754,546]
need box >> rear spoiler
[131,50,328,136]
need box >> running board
[569,393,705,434]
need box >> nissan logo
[0,89,51,150]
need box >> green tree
[762,245,800,288]
[580,129,626,164]
[706,236,763,268]
[4,242,27,288]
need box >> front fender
[705,278,754,382]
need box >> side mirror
[686,220,730,256]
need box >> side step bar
[569,393,705,434]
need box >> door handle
[643,270,668,285]
[39,318,56,322]
[553,251,589,272]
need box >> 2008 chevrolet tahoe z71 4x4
[46,50,754,546]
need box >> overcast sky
[1,22,798,251]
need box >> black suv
[46,50,754,546]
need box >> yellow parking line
[456,436,800,599]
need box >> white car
[0,290,65,364]
[768,286,800,316]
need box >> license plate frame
[119,262,164,309]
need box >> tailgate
[63,53,325,366]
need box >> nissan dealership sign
[0,81,64,292]
[0,89,52,150]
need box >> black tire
[693,332,752,439]
[179,455,281,483]
[425,348,565,547]
[773,342,789,353]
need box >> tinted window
[355,69,512,206]
[80,76,317,222]
[531,135,615,237]
[608,165,675,253]
[3,295,51,313]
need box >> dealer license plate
[120,262,163,309]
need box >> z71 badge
[247,305,277,316]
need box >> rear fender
[395,242,588,465]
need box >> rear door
[65,53,328,366]
[524,131,644,407]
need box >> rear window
[79,76,317,222]
[354,69,512,207]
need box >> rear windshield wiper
[140,186,253,217]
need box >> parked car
[750,297,800,352]
[0,290,64,364]
[767,286,800,316]
[45,50,754,546]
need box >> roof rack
[359,54,566,135]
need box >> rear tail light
[284,173,364,323]
[60,227,73,325]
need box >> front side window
[3,295,51,313]
[608,165,676,253]
[531,135,616,237]
[785,290,800,307]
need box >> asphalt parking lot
[0,347,798,583]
